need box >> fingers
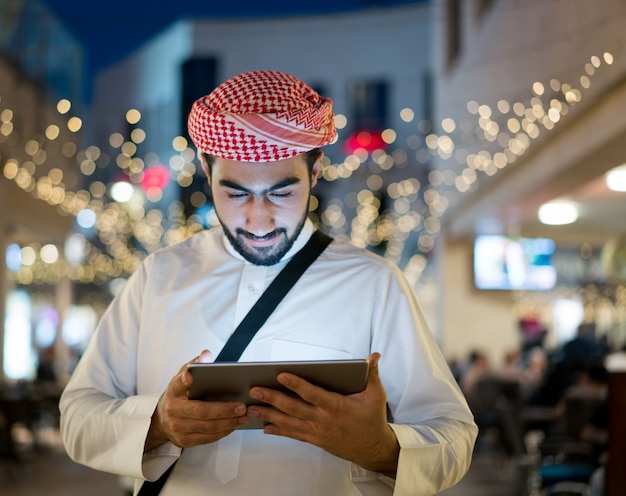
[158,392,248,448]
[176,395,250,446]
[363,352,388,410]
[271,353,381,406]
[198,349,213,363]
[155,351,251,448]
[247,354,388,435]
[246,354,396,470]
[364,352,384,391]
[170,406,245,432]
[245,364,354,430]
[366,352,381,372]
[245,373,332,437]
[169,349,213,397]
[167,353,204,397]
[167,407,249,446]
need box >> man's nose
[246,197,274,236]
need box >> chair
[471,375,525,457]
[535,394,606,492]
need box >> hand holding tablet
[186,359,369,429]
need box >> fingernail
[235,404,246,415]
[199,349,212,363]
[250,389,263,400]
[247,407,259,417]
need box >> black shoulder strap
[215,229,332,361]
[138,229,332,496]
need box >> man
[60,70,477,495]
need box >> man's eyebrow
[268,177,301,191]
[218,177,301,193]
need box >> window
[179,58,219,216]
[348,80,389,132]
[180,57,219,140]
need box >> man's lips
[246,237,277,248]
[239,231,282,248]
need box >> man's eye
[227,192,248,199]
[270,191,291,198]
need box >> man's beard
[219,210,308,266]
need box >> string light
[0,50,619,290]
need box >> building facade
[0,0,85,381]
[431,0,626,363]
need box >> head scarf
[187,70,336,162]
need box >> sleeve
[58,256,181,480]
[372,265,478,495]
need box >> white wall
[439,237,521,364]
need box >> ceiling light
[606,165,626,192]
[538,201,578,225]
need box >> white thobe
[59,220,477,495]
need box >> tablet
[187,359,369,429]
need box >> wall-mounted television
[473,235,557,290]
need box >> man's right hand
[144,351,249,452]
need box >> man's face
[208,154,322,266]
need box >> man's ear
[310,152,323,188]
[199,152,211,185]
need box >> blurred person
[59,70,477,496]
[553,356,609,437]
[518,347,548,400]
[563,357,608,401]
[559,323,600,365]
[447,356,462,383]
[538,359,609,492]
[460,350,489,403]
[496,348,529,379]
[518,316,547,360]
[460,349,526,457]
[502,348,522,372]
[36,346,57,383]
[526,323,605,411]
[34,346,63,434]
[481,347,545,400]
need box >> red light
[140,165,169,192]
[344,130,386,154]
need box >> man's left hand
[246,352,399,477]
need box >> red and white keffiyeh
[187,70,336,162]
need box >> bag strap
[138,229,332,496]
[216,229,332,361]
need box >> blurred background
[1,0,625,494]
